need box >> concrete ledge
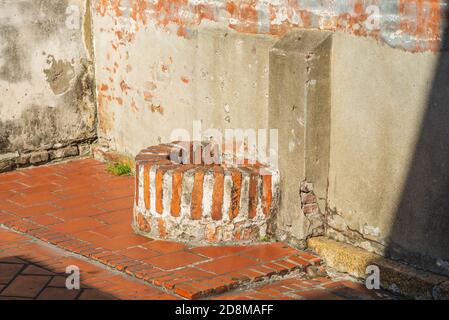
[308,236,449,299]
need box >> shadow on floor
[0,255,115,300]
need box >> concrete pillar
[269,30,332,247]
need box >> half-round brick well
[133,142,280,244]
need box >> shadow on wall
[385,26,449,277]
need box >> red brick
[51,195,103,209]
[0,275,51,298]
[144,251,206,270]
[50,218,106,234]
[20,184,61,194]
[143,164,150,209]
[22,265,55,276]
[211,167,224,220]
[92,223,133,238]
[120,247,160,260]
[0,182,28,192]
[190,169,205,220]
[9,193,60,206]
[197,256,258,275]
[0,264,23,284]
[243,243,298,261]
[14,204,59,218]
[37,287,80,300]
[287,255,311,267]
[143,240,187,254]
[73,230,109,243]
[275,259,299,270]
[295,289,345,300]
[29,214,63,226]
[158,218,166,237]
[93,234,151,251]
[239,269,265,280]
[95,209,130,224]
[78,289,115,300]
[47,276,68,288]
[263,263,288,273]
[0,201,24,214]
[248,173,258,219]
[192,245,249,258]
[155,169,164,214]
[0,191,14,201]
[171,170,182,217]
[298,251,321,264]
[262,175,272,216]
[175,284,203,300]
[51,205,105,220]
[95,197,133,212]
[229,169,242,220]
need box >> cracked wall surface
[0,0,97,172]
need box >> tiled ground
[0,159,391,300]
[214,277,392,300]
[0,228,176,300]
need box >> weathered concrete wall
[267,29,449,276]
[327,32,449,276]
[269,30,331,247]
[93,10,275,157]
[92,0,448,157]
[0,0,97,172]
[92,1,449,275]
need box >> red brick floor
[0,159,391,300]
[0,228,176,300]
[214,277,393,300]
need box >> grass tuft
[260,235,272,242]
[107,162,132,176]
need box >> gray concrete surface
[269,30,332,247]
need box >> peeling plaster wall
[94,0,448,53]
[93,0,448,157]
[0,0,97,171]
[93,2,275,156]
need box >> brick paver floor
[0,159,393,300]
[214,277,393,300]
[0,228,176,300]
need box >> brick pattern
[0,159,399,300]
[134,142,280,244]
[0,226,392,301]
[0,228,176,300]
[214,277,394,300]
[0,159,319,299]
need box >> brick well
[133,142,280,244]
